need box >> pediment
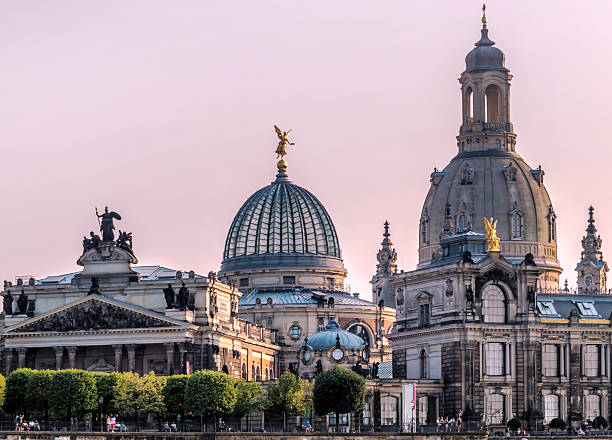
[7,295,187,333]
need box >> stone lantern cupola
[576,206,609,294]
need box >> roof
[538,293,612,320]
[238,288,376,307]
[303,320,365,351]
[35,265,203,286]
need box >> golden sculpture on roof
[483,217,500,252]
[481,3,487,24]
[274,125,295,170]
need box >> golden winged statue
[483,217,501,252]
[274,125,294,160]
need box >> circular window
[288,324,302,339]
[303,350,311,363]
[362,349,370,362]
[332,348,344,361]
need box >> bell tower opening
[465,87,474,122]
[485,85,500,123]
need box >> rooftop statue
[483,217,501,252]
[274,125,294,170]
[96,206,121,242]
[116,230,133,254]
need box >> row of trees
[0,366,365,427]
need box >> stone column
[178,342,187,375]
[126,344,137,372]
[54,346,64,370]
[66,346,77,369]
[164,343,175,375]
[16,347,27,369]
[112,344,123,372]
[4,349,14,375]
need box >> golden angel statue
[274,125,295,159]
[483,217,501,252]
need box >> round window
[362,349,370,362]
[289,324,302,339]
[303,350,311,363]
[332,348,344,361]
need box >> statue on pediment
[178,282,189,310]
[96,206,122,242]
[3,290,13,315]
[17,290,28,315]
[163,284,175,309]
[116,230,133,254]
[83,231,102,252]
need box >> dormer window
[457,213,471,232]
[461,165,474,185]
[419,304,430,328]
[503,162,518,183]
[511,213,523,238]
[576,302,598,317]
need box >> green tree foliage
[549,418,566,430]
[233,380,264,418]
[185,370,237,418]
[0,373,5,409]
[4,369,34,415]
[94,372,123,416]
[313,366,365,416]
[115,372,166,419]
[264,371,309,420]
[593,416,609,429]
[507,417,521,430]
[25,370,56,419]
[164,375,188,417]
[48,370,97,420]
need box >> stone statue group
[82,207,134,254]
[3,289,32,316]
[163,282,194,311]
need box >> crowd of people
[105,416,127,432]
[436,416,463,432]
[161,421,179,432]
[14,415,40,431]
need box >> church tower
[371,221,398,308]
[576,206,608,294]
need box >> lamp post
[98,396,104,432]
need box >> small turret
[371,221,398,308]
[576,206,609,294]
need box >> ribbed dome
[303,320,365,351]
[221,170,343,273]
[465,26,506,72]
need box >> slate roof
[538,293,612,319]
[239,288,375,307]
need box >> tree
[549,418,566,430]
[94,372,123,416]
[264,371,309,431]
[313,366,365,431]
[25,370,56,420]
[164,375,189,418]
[115,372,166,421]
[0,373,5,409]
[593,416,609,429]
[233,380,264,418]
[4,369,34,415]
[48,370,97,421]
[185,370,237,421]
[507,417,521,430]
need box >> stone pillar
[112,344,123,372]
[54,346,64,370]
[4,349,14,375]
[66,346,77,369]
[164,343,175,375]
[16,347,27,369]
[560,344,566,377]
[178,342,187,375]
[126,344,136,372]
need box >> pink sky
[1,1,611,295]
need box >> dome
[465,25,506,73]
[221,169,344,273]
[419,150,560,273]
[303,320,365,351]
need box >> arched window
[419,349,428,379]
[585,394,601,421]
[511,213,523,238]
[265,368,269,381]
[508,169,517,181]
[465,87,474,121]
[495,139,502,149]
[544,394,561,424]
[381,396,398,426]
[221,365,229,374]
[251,364,255,380]
[349,323,372,347]
[418,396,428,425]
[482,284,506,323]
[485,85,501,123]
[241,363,247,379]
[256,366,261,381]
[421,218,429,245]
[487,393,505,424]
[458,214,470,232]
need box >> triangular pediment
[6,294,191,333]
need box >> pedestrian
[106,416,111,432]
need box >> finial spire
[481,3,487,26]
[383,221,390,238]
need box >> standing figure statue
[3,290,13,316]
[274,125,295,160]
[163,283,175,309]
[17,290,28,314]
[483,217,501,252]
[178,282,189,310]
[96,206,122,242]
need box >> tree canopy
[264,371,309,417]
[233,380,264,418]
[48,370,97,420]
[114,372,166,418]
[25,370,56,418]
[313,366,365,416]
[185,370,237,418]
[4,369,34,415]
[164,375,188,417]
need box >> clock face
[586,239,594,248]
[362,350,370,362]
[303,350,311,363]
[332,348,344,361]
[586,276,593,286]
[379,253,389,263]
